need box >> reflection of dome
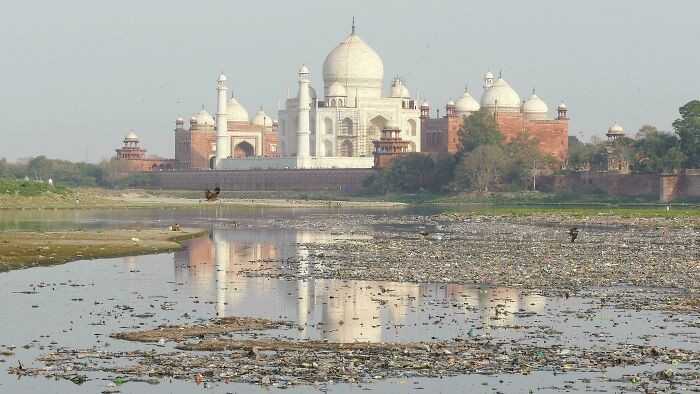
[251,108,273,127]
[327,82,347,97]
[522,92,548,120]
[125,131,139,141]
[455,89,480,114]
[608,122,624,135]
[481,78,521,111]
[323,31,384,99]
[227,97,249,122]
[193,109,215,126]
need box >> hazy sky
[2,0,698,162]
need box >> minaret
[215,73,229,168]
[296,65,311,158]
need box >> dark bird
[204,186,221,202]
[568,227,579,243]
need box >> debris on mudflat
[9,342,700,388]
[111,316,292,343]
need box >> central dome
[481,78,521,112]
[322,32,384,101]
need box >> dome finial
[351,16,356,35]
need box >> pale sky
[1,0,698,162]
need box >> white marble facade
[275,27,421,166]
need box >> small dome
[608,122,624,134]
[481,78,521,111]
[557,102,568,110]
[299,64,310,75]
[218,73,227,82]
[484,71,494,80]
[226,97,249,122]
[455,89,480,113]
[327,82,347,97]
[193,109,215,126]
[447,100,455,106]
[175,117,184,124]
[125,131,139,141]
[522,92,549,114]
[252,108,273,127]
[401,84,411,98]
[421,101,430,108]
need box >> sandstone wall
[149,169,375,192]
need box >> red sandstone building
[421,73,569,163]
[114,132,174,172]
[372,121,411,169]
[175,104,280,170]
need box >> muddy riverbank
[0,228,206,271]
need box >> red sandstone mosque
[421,72,569,162]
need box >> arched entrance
[209,156,216,169]
[233,141,255,158]
[339,140,354,157]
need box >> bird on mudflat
[568,227,579,243]
[204,186,221,201]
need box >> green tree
[673,100,700,167]
[631,125,684,173]
[458,109,503,155]
[502,133,544,190]
[455,144,507,192]
[384,153,436,192]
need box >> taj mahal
[114,22,569,173]
[216,23,421,170]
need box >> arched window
[323,140,333,157]
[331,99,336,107]
[408,119,417,137]
[233,141,255,158]
[341,118,353,136]
[339,140,354,157]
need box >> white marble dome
[327,82,347,97]
[390,79,403,98]
[193,109,215,126]
[481,78,521,111]
[251,109,273,127]
[608,122,625,134]
[125,131,139,141]
[323,32,384,100]
[522,93,549,114]
[226,97,249,122]
[455,89,480,114]
[401,84,411,98]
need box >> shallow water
[0,208,698,393]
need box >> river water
[0,208,698,393]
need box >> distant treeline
[0,156,150,188]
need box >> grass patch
[0,228,206,272]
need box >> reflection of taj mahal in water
[173,228,546,342]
